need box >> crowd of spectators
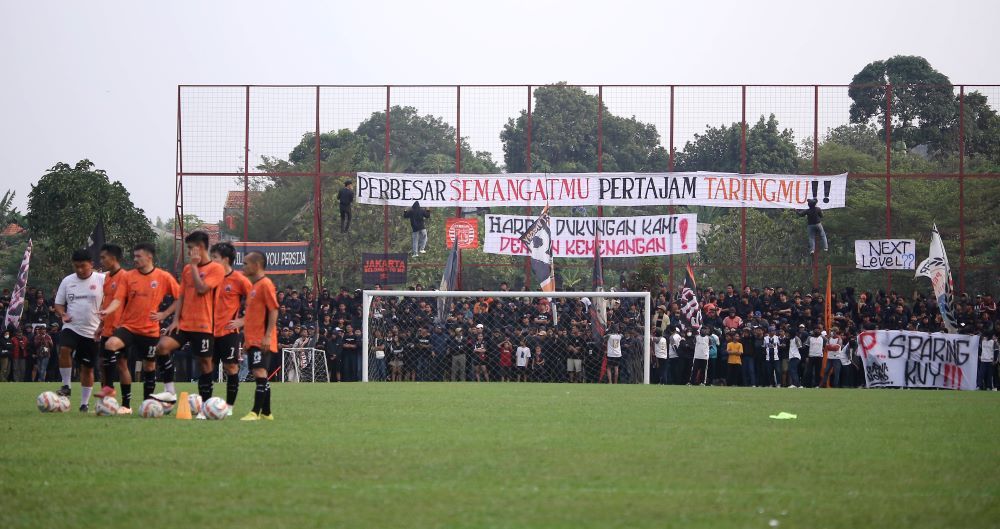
[2,280,998,389]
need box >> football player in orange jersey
[99,243,179,408]
[155,231,224,416]
[206,242,251,415]
[239,252,279,421]
[93,244,129,406]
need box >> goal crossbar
[361,290,652,383]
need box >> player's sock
[142,370,156,400]
[252,377,266,414]
[226,372,239,406]
[157,356,176,394]
[80,385,93,404]
[262,380,271,415]
[198,373,213,402]
[121,383,132,408]
[60,367,72,387]
[102,355,116,389]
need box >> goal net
[361,290,651,384]
[280,347,330,383]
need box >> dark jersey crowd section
[2,280,998,389]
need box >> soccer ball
[36,391,59,413]
[161,400,174,415]
[188,394,204,416]
[202,397,228,420]
[139,399,164,418]
[55,396,71,413]
[95,397,120,416]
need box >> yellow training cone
[176,391,192,420]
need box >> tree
[675,114,799,174]
[26,160,154,289]
[501,83,668,173]
[848,56,957,155]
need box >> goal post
[362,290,651,384]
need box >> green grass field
[1,382,998,529]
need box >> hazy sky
[2,0,997,221]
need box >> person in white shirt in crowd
[668,327,682,385]
[819,328,844,388]
[707,327,720,384]
[53,249,105,412]
[978,331,997,390]
[763,327,781,387]
[689,327,710,385]
[786,326,804,388]
[514,339,531,383]
[604,325,623,384]
[806,328,826,388]
[653,329,669,385]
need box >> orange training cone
[176,391,192,420]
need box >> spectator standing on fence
[797,198,829,255]
[337,180,354,233]
[403,201,430,257]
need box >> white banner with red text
[356,172,846,209]
[857,329,979,390]
[483,213,697,258]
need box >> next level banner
[484,213,697,258]
[356,172,847,209]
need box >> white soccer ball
[95,397,121,416]
[202,397,228,420]
[188,394,203,415]
[139,399,164,418]
[161,400,174,415]
[55,396,71,413]
[36,391,59,413]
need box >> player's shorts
[167,330,214,358]
[213,333,242,365]
[606,356,621,368]
[566,358,583,373]
[247,346,271,370]
[60,329,98,367]
[111,327,160,361]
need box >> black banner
[362,253,409,285]
[233,242,309,275]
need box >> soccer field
[1,383,998,529]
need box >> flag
[679,260,702,330]
[821,264,833,386]
[4,239,32,330]
[519,205,555,292]
[86,220,106,264]
[915,224,958,333]
[590,229,608,380]
[436,232,460,323]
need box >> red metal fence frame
[175,84,1000,294]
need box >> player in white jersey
[54,249,105,412]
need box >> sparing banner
[356,172,847,209]
[484,213,697,258]
[858,329,979,390]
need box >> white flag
[915,224,958,334]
